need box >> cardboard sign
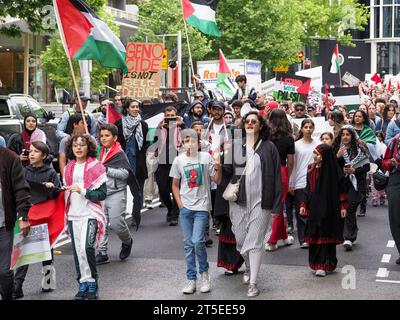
[273,73,311,103]
[122,43,164,99]
[342,72,361,87]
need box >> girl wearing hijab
[300,144,347,277]
[116,99,149,230]
[334,126,370,251]
[8,114,46,166]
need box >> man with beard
[97,98,110,127]
[183,100,208,128]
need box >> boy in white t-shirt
[170,129,220,295]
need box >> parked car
[0,94,60,170]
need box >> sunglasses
[245,119,259,125]
[295,108,305,112]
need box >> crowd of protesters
[1,74,400,300]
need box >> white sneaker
[200,272,211,293]
[315,269,327,277]
[243,271,250,285]
[41,265,56,292]
[182,280,196,294]
[300,242,309,249]
[343,240,353,251]
[247,284,260,297]
[284,235,295,246]
[265,243,278,251]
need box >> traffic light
[296,51,305,61]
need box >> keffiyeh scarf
[122,114,144,150]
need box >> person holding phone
[334,126,370,252]
[7,114,46,167]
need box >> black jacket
[24,164,61,204]
[116,119,149,181]
[0,148,31,231]
[224,139,282,213]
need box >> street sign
[162,49,168,70]
[273,67,289,72]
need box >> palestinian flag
[182,0,221,37]
[330,44,340,74]
[371,73,382,84]
[216,50,235,96]
[329,86,360,110]
[53,0,128,73]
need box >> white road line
[376,279,400,284]
[381,254,391,263]
[387,240,395,248]
[53,239,72,249]
[376,268,389,278]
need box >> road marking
[381,254,391,263]
[376,268,389,278]
[376,279,400,284]
[53,239,72,249]
[387,240,395,248]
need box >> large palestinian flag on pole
[182,0,221,37]
[53,0,128,73]
[217,49,235,96]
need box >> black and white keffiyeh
[122,114,144,150]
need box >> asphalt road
[18,197,400,300]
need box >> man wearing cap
[56,93,97,140]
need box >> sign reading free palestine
[273,73,312,103]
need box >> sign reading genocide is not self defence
[121,43,164,99]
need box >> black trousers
[344,187,362,243]
[155,164,179,221]
[294,189,308,244]
[387,171,400,255]
[0,227,14,300]
[309,243,337,271]
[285,193,295,228]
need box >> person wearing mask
[153,106,184,226]
[300,144,347,277]
[12,141,62,298]
[288,119,320,248]
[215,111,282,297]
[0,147,31,300]
[183,100,208,129]
[96,124,134,265]
[265,109,295,251]
[56,94,97,140]
[8,114,47,167]
[382,132,400,265]
[334,126,370,251]
[64,134,107,300]
[116,99,149,230]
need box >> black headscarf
[23,113,38,135]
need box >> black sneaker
[396,257,400,265]
[357,212,366,217]
[75,282,88,300]
[169,219,178,226]
[12,283,24,299]
[120,238,133,261]
[86,282,98,300]
[96,253,110,265]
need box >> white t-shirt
[67,162,90,220]
[170,152,215,212]
[289,139,320,190]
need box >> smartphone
[22,149,29,157]
[164,117,177,124]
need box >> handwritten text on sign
[122,43,164,99]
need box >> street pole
[177,30,182,89]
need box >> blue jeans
[179,207,209,280]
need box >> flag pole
[67,56,89,135]
[53,0,89,135]
[337,44,342,87]
[181,1,195,89]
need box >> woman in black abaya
[299,144,348,277]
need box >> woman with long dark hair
[300,144,347,277]
[264,109,295,251]
[328,111,346,138]
[378,104,396,142]
[116,99,149,229]
[288,119,320,248]
[215,111,282,297]
[334,126,370,251]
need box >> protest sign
[121,43,164,99]
[292,117,333,140]
[296,67,323,107]
[342,72,361,87]
[11,223,52,269]
[273,73,311,103]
